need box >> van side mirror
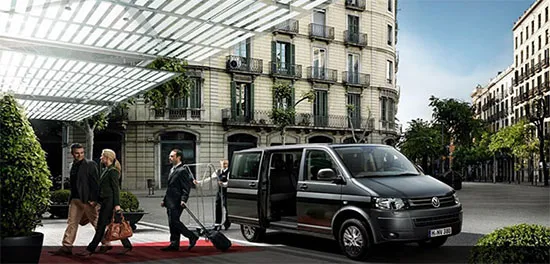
[317,168,336,180]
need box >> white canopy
[0,0,332,121]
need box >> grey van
[227,144,462,260]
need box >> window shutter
[250,83,255,120]
[291,44,296,76]
[230,81,236,119]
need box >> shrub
[469,224,550,264]
[120,191,141,212]
[50,189,71,205]
[0,94,52,238]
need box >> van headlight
[373,197,406,210]
[453,193,460,204]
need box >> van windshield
[334,146,420,178]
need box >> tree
[346,104,372,143]
[1,94,52,238]
[270,81,314,145]
[429,96,483,147]
[397,119,443,174]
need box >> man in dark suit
[50,143,103,256]
[215,159,231,230]
[160,149,199,252]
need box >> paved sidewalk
[37,218,260,264]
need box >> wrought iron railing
[345,0,366,11]
[342,71,370,87]
[226,55,263,74]
[309,23,335,41]
[152,108,204,120]
[543,57,550,68]
[536,62,542,72]
[270,62,302,78]
[306,66,338,83]
[344,31,367,47]
[222,109,374,130]
[273,19,299,35]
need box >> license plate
[429,227,452,237]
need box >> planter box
[123,212,148,231]
[49,204,69,219]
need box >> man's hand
[218,180,223,186]
[161,201,165,207]
[180,201,186,209]
[193,179,198,185]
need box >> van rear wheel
[240,225,265,242]
[338,219,372,260]
[418,236,448,248]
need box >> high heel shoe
[97,245,113,253]
[118,247,132,255]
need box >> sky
[396,0,536,129]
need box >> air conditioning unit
[228,58,242,69]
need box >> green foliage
[398,119,443,172]
[120,191,142,212]
[429,96,483,146]
[273,81,292,100]
[144,57,191,110]
[50,189,71,205]
[270,108,296,129]
[489,120,537,169]
[0,94,52,238]
[469,224,550,264]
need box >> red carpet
[40,240,260,264]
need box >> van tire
[418,236,448,248]
[240,224,265,242]
[338,219,372,260]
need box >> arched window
[308,135,333,143]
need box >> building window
[539,14,542,29]
[388,0,393,12]
[347,53,360,83]
[275,41,291,70]
[546,7,549,22]
[380,97,395,127]
[546,29,549,45]
[532,21,534,34]
[312,47,327,78]
[387,25,393,45]
[232,82,253,122]
[233,38,250,58]
[386,60,393,84]
[539,35,542,51]
[347,93,361,128]
[169,78,201,110]
[526,26,529,39]
[515,36,518,49]
[516,55,518,67]
[314,90,328,127]
[348,15,360,42]
[527,46,529,59]
[532,41,535,55]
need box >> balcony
[529,67,535,77]
[344,31,368,47]
[542,82,550,92]
[379,120,401,134]
[152,108,204,121]
[309,23,334,42]
[536,62,542,72]
[543,57,550,68]
[272,19,299,36]
[226,55,263,74]
[342,71,370,87]
[345,0,366,11]
[307,67,338,83]
[270,62,302,79]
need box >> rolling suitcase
[182,201,232,252]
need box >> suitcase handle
[181,201,208,231]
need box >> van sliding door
[227,152,263,226]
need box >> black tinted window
[230,152,261,180]
[334,146,418,177]
[304,149,337,181]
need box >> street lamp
[527,93,550,186]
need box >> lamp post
[527,94,550,186]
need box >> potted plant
[119,191,147,231]
[49,189,71,218]
[1,94,53,264]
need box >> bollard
[147,179,155,195]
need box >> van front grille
[408,195,455,209]
[413,213,460,227]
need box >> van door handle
[249,182,256,187]
[299,184,308,190]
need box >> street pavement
[39,182,549,263]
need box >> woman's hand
[114,205,121,212]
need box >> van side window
[304,150,336,181]
[230,152,261,180]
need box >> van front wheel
[240,225,265,242]
[338,219,372,260]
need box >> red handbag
[104,212,133,241]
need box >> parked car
[227,144,462,260]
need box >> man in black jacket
[50,143,103,256]
[160,149,199,252]
[215,159,231,230]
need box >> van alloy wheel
[240,225,265,242]
[338,219,371,260]
[343,226,363,255]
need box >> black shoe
[75,249,93,257]
[188,237,198,251]
[97,245,113,254]
[49,247,72,256]
[160,246,179,252]
[118,247,132,255]
[224,222,231,231]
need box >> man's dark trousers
[215,187,229,226]
[167,206,197,248]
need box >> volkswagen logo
[431,197,440,208]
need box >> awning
[0,0,332,121]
